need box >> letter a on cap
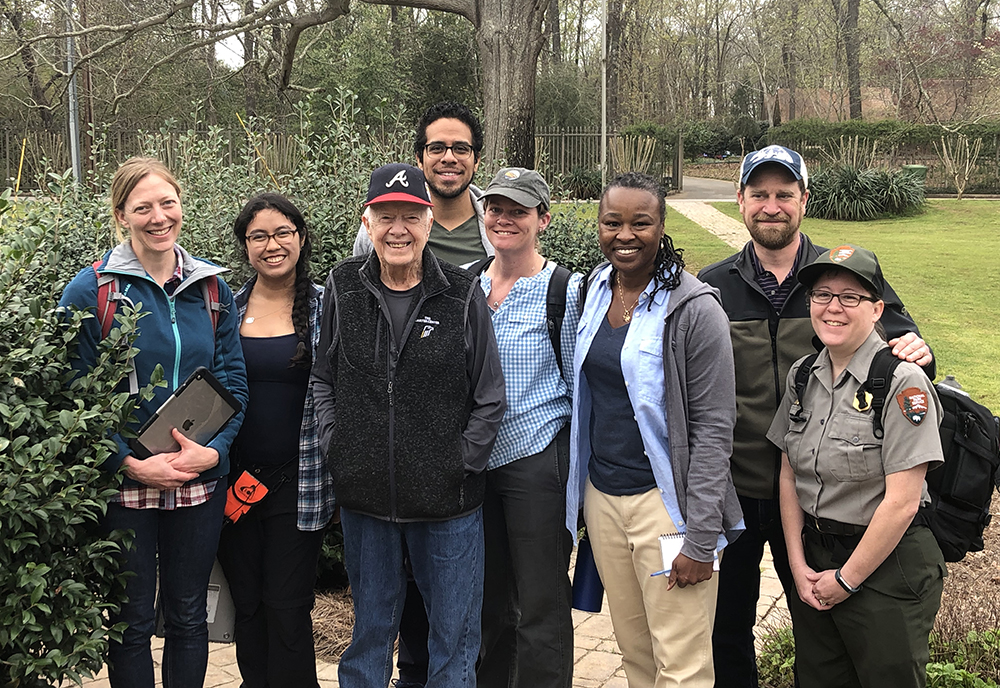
[387,170,409,188]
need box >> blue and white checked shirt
[235,278,335,531]
[479,262,583,469]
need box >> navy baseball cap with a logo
[365,163,434,207]
[739,145,808,188]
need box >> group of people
[59,100,948,688]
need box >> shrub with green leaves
[0,196,143,686]
[541,204,603,274]
[756,625,1000,688]
[806,165,926,221]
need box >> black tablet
[128,367,242,459]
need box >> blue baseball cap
[739,145,808,188]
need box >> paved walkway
[78,191,785,687]
[78,544,787,688]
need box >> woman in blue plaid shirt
[218,193,335,688]
[474,168,582,688]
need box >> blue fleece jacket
[59,242,248,485]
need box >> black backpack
[794,348,1000,562]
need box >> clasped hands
[122,427,220,490]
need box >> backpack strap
[793,353,819,418]
[546,264,572,378]
[578,261,607,316]
[862,347,904,439]
[201,276,222,334]
[92,260,139,395]
[92,260,121,340]
[468,256,494,276]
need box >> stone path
[78,544,787,688]
[666,200,750,249]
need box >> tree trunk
[2,0,55,129]
[476,0,545,166]
[243,0,258,118]
[840,0,862,119]
[781,0,799,121]
[547,0,561,63]
[574,0,584,66]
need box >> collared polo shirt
[749,236,808,312]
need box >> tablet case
[128,367,242,459]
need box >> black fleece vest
[327,257,483,520]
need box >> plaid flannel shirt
[235,278,335,531]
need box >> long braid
[601,171,685,310]
[289,264,313,368]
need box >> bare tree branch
[357,0,477,25]
[279,0,349,88]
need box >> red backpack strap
[200,276,222,335]
[92,260,119,339]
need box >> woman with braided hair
[564,172,743,687]
[219,192,334,687]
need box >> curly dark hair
[233,192,314,369]
[600,171,685,310]
[414,102,484,163]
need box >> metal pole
[66,0,81,184]
[600,0,607,188]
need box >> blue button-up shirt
[480,262,582,469]
[567,264,688,534]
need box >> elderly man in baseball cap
[697,145,936,687]
[311,162,506,688]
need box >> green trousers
[788,524,946,688]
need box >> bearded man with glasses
[354,102,493,267]
[697,145,937,688]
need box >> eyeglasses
[423,142,475,159]
[808,290,879,308]
[246,228,298,246]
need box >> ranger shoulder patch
[896,387,929,426]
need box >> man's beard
[748,216,798,250]
[427,176,472,200]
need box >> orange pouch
[224,471,269,524]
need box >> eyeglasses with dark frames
[246,228,299,246]
[807,289,879,308]
[423,142,475,159]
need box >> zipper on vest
[387,351,398,521]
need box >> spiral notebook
[651,533,720,577]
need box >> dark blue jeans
[339,507,484,688]
[104,480,227,688]
[712,494,796,688]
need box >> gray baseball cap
[483,168,550,212]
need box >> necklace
[616,272,642,323]
[244,299,291,324]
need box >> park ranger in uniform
[767,244,945,688]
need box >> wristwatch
[835,568,862,594]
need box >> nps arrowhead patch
[896,387,929,426]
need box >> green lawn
[708,200,1000,408]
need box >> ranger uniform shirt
[767,331,944,526]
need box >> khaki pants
[584,479,718,688]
